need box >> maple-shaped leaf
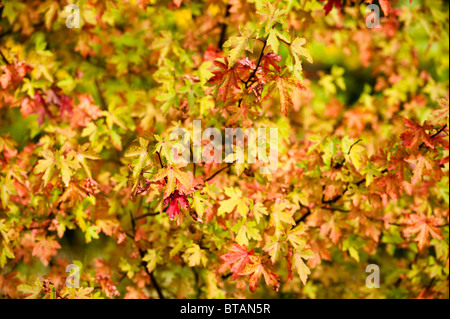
[342,136,365,172]
[125,137,151,191]
[256,1,288,36]
[33,149,80,187]
[72,287,95,299]
[289,37,313,78]
[275,76,306,116]
[153,134,179,164]
[57,151,82,187]
[219,243,253,280]
[403,214,444,251]
[270,202,296,230]
[152,165,193,198]
[223,28,255,67]
[286,224,308,249]
[263,236,283,265]
[240,255,280,292]
[70,94,103,128]
[17,278,43,299]
[85,224,100,243]
[260,53,282,75]
[182,243,208,267]
[32,237,61,266]
[75,143,101,179]
[143,249,162,273]
[210,59,241,102]
[405,153,443,185]
[218,187,250,217]
[400,118,435,150]
[163,191,189,220]
[58,180,90,206]
[34,150,56,187]
[428,98,449,126]
[190,191,208,222]
[232,220,262,247]
[252,202,268,224]
[291,242,315,285]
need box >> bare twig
[217,4,232,50]
[0,48,10,65]
[129,209,165,299]
[205,162,234,182]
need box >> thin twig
[135,212,160,220]
[348,139,362,155]
[244,40,267,89]
[0,48,10,65]
[217,4,231,50]
[236,39,267,108]
[95,79,107,110]
[129,208,165,299]
[205,162,234,182]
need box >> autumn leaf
[32,237,61,266]
[403,214,444,251]
[379,0,391,16]
[218,187,250,217]
[291,242,314,285]
[400,118,435,150]
[163,191,189,220]
[219,244,253,280]
[152,166,193,198]
[223,28,255,67]
[210,59,241,102]
[240,255,280,292]
[183,243,208,267]
[271,202,295,230]
[33,150,56,187]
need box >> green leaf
[223,28,255,67]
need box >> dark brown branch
[0,48,10,65]
[205,162,234,182]
[430,124,447,138]
[217,4,231,50]
[129,209,165,299]
[156,151,164,168]
[95,79,107,110]
[236,39,267,108]
[295,202,311,224]
[149,271,165,299]
[244,40,267,89]
[419,124,447,148]
[135,212,160,220]
[348,139,362,155]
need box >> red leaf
[403,214,443,251]
[219,243,253,280]
[379,0,391,16]
[163,191,189,220]
[400,118,435,150]
[322,0,342,15]
[240,255,280,292]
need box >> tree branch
[129,209,165,299]
[244,40,267,89]
[217,4,231,50]
[0,48,10,65]
[205,162,234,182]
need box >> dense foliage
[0,0,448,299]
